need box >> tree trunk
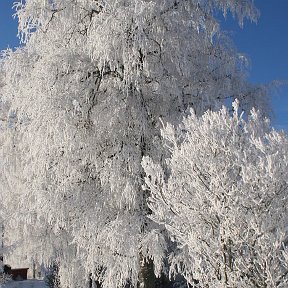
[138,259,156,288]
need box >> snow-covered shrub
[143,101,288,287]
[0,272,12,286]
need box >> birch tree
[0,0,269,287]
[143,101,288,287]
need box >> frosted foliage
[143,102,288,287]
[10,0,266,115]
[0,0,267,287]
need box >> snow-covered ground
[1,280,47,288]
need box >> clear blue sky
[219,0,288,131]
[0,0,287,130]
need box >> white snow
[1,280,47,288]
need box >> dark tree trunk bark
[138,259,157,288]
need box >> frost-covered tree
[143,101,288,287]
[0,0,269,287]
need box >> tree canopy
[0,1,272,287]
